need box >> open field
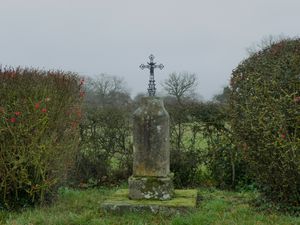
[1,187,299,225]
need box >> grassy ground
[1,187,299,225]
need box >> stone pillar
[128,97,174,200]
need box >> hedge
[230,38,300,210]
[0,67,83,209]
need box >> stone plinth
[129,97,174,200]
[128,175,174,200]
[101,189,198,215]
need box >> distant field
[1,187,299,225]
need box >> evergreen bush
[0,67,82,209]
[230,38,300,210]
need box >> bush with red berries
[230,38,300,211]
[0,67,83,209]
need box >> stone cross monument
[101,55,197,214]
[128,55,174,200]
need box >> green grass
[1,187,299,225]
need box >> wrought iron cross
[140,54,164,96]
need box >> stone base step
[101,189,198,215]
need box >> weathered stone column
[128,96,174,200]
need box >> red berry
[35,103,40,109]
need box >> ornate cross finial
[140,54,164,96]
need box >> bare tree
[162,72,198,104]
[162,72,198,150]
[84,74,131,107]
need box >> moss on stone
[102,189,197,208]
[128,176,174,200]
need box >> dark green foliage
[213,86,231,105]
[230,38,300,209]
[162,72,249,189]
[73,76,133,186]
[188,100,250,189]
[198,102,249,189]
[75,106,133,186]
[163,96,245,189]
[164,100,204,188]
[170,148,203,187]
[0,67,82,209]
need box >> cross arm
[139,64,150,70]
[154,64,164,70]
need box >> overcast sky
[0,0,299,99]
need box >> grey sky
[0,0,299,99]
